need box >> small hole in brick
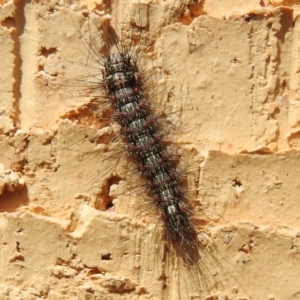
[101,253,112,260]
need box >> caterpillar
[102,22,201,269]
[21,0,254,299]
[4,0,300,299]
[56,2,248,299]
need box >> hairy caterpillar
[3,0,300,299]
[57,2,251,299]
[23,0,255,299]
